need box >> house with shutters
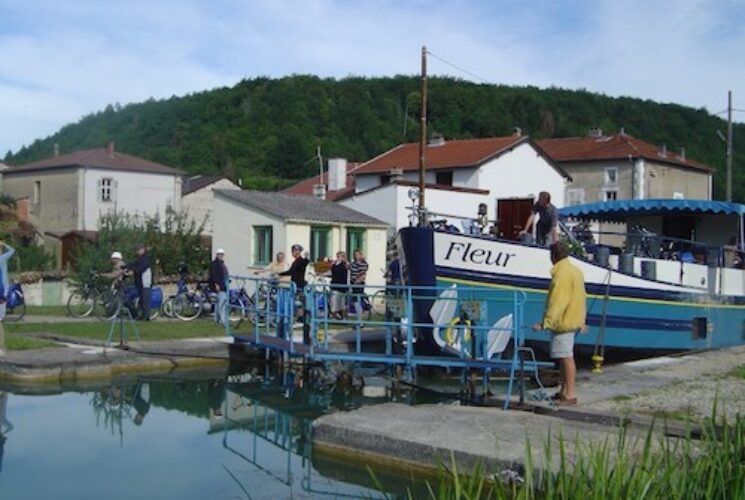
[212,189,388,287]
[537,129,714,205]
[1,142,182,235]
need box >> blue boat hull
[399,227,745,355]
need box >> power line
[426,50,493,85]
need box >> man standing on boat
[519,191,558,246]
[533,241,587,406]
[209,249,229,325]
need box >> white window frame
[673,191,684,200]
[604,166,619,185]
[566,188,585,206]
[100,177,114,202]
[603,188,619,201]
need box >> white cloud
[0,0,742,155]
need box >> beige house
[181,175,241,235]
[212,190,389,288]
[1,143,182,234]
[538,130,713,205]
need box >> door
[497,198,534,240]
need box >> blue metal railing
[224,276,551,408]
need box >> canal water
[0,367,453,499]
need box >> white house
[182,175,241,235]
[335,134,570,240]
[212,190,389,288]
[2,142,182,233]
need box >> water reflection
[0,366,437,499]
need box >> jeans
[215,291,227,325]
[137,285,151,320]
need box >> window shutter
[113,180,119,203]
[97,179,102,202]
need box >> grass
[5,319,227,343]
[25,305,70,317]
[376,408,745,499]
[5,333,61,351]
[727,365,745,380]
[610,394,634,402]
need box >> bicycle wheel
[133,297,160,320]
[4,292,26,322]
[161,296,175,318]
[221,300,244,329]
[369,290,387,317]
[174,293,202,321]
[94,290,122,321]
[67,290,96,318]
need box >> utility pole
[418,46,428,223]
[726,90,733,202]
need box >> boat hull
[398,227,745,356]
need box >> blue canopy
[559,199,745,221]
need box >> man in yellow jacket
[533,241,587,405]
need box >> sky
[1,0,744,155]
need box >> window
[346,228,366,256]
[100,178,114,202]
[310,226,330,261]
[673,192,684,200]
[32,181,41,213]
[604,167,618,185]
[435,171,453,186]
[380,174,391,185]
[603,189,618,201]
[253,226,273,265]
[566,188,585,206]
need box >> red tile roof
[353,136,530,174]
[8,146,181,175]
[283,162,361,201]
[537,134,713,173]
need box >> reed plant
[372,409,745,499]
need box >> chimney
[659,143,667,157]
[679,147,686,161]
[327,158,347,191]
[428,133,446,147]
[513,127,522,137]
[619,127,626,136]
[587,127,603,138]
[312,184,327,200]
[53,143,60,157]
[107,141,115,157]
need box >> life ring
[444,317,472,345]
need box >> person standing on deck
[532,241,587,406]
[0,242,15,321]
[349,249,369,326]
[209,249,229,325]
[278,244,310,292]
[328,251,350,320]
[519,191,558,246]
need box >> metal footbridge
[222,276,551,409]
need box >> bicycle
[67,270,104,318]
[96,280,160,321]
[174,281,216,321]
[3,281,26,322]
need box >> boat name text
[444,242,515,267]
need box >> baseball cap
[216,248,225,254]
[291,244,303,252]
[111,251,123,259]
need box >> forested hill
[5,75,744,200]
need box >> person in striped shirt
[349,249,368,325]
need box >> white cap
[111,251,123,260]
[216,248,225,255]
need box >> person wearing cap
[101,251,127,283]
[209,248,229,325]
[0,241,15,321]
[131,243,153,321]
